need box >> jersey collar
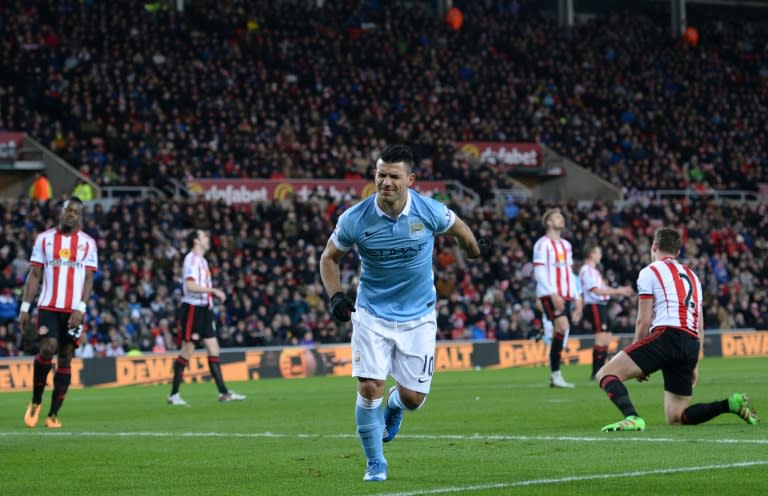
[56,227,81,236]
[374,189,412,220]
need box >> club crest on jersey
[409,220,426,239]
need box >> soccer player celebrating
[596,228,758,431]
[578,243,633,380]
[532,208,581,388]
[320,144,487,481]
[167,229,245,406]
[19,197,98,428]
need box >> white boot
[550,370,575,388]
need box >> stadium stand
[1,1,765,192]
[1,193,766,356]
[1,1,766,355]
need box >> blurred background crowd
[0,0,766,356]
[1,193,766,358]
[2,0,766,194]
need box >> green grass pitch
[1,356,766,495]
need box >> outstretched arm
[184,279,226,302]
[592,286,634,298]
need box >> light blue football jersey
[331,189,456,321]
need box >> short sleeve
[532,240,547,265]
[183,254,196,280]
[580,267,598,294]
[30,233,45,266]
[637,266,655,296]
[330,210,355,251]
[84,238,98,270]
[424,197,455,234]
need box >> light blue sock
[387,388,405,411]
[355,393,385,463]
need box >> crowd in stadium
[2,1,766,194]
[0,1,767,357]
[1,192,766,357]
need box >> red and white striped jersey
[579,263,610,305]
[181,251,212,307]
[29,228,98,312]
[637,257,703,336]
[532,236,575,299]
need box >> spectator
[2,2,765,193]
[28,173,52,202]
[73,180,95,202]
[75,338,96,359]
[2,185,767,357]
[0,288,17,324]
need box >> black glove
[68,324,83,342]
[473,236,492,258]
[329,292,355,322]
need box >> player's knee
[595,331,612,346]
[553,314,570,330]
[594,367,613,384]
[39,339,58,358]
[357,378,385,399]
[400,391,427,410]
[595,369,605,383]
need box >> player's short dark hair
[654,227,681,254]
[541,208,561,227]
[186,229,201,250]
[379,144,414,173]
[583,242,599,258]
[61,196,83,210]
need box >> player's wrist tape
[20,301,31,313]
[76,301,87,313]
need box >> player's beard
[378,188,402,210]
[60,222,77,234]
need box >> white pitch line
[374,460,768,496]
[0,431,766,445]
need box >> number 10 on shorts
[422,354,435,377]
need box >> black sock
[171,357,188,395]
[550,333,564,372]
[592,345,607,376]
[32,355,53,404]
[48,368,71,417]
[681,400,730,425]
[599,375,639,418]
[208,356,228,394]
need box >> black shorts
[583,303,609,333]
[624,326,700,396]
[176,303,216,345]
[37,309,78,344]
[538,296,572,322]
